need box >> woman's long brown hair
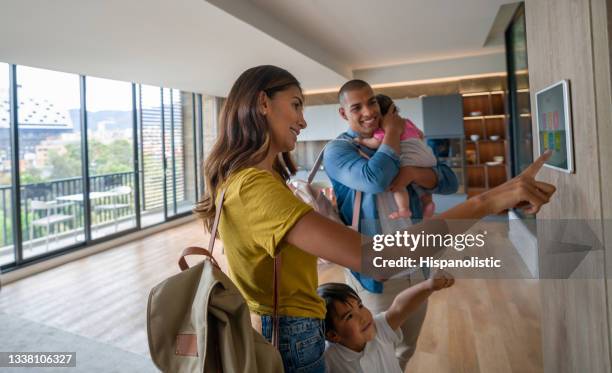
[194,65,300,232]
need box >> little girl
[357,94,437,219]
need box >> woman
[195,65,555,372]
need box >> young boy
[317,271,454,372]
[356,94,437,219]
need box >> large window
[139,85,165,227]
[164,88,196,216]
[506,4,532,177]
[139,86,196,227]
[506,5,533,219]
[17,66,84,258]
[0,63,13,265]
[0,62,204,272]
[86,77,137,239]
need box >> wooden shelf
[461,91,504,97]
[463,115,506,120]
[467,163,506,167]
[463,119,507,139]
[462,91,506,117]
[466,140,506,144]
[462,90,510,196]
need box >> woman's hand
[479,150,555,215]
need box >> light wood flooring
[0,220,543,373]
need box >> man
[323,79,458,369]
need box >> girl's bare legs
[389,190,412,219]
[421,193,436,219]
[389,189,435,219]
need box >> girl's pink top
[373,119,422,141]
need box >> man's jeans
[261,315,326,373]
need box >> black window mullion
[80,76,91,242]
[192,93,198,199]
[9,64,23,265]
[132,83,141,229]
[170,90,177,215]
[197,94,204,197]
[160,88,167,220]
[138,85,146,212]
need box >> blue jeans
[261,315,326,373]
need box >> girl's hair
[194,65,302,231]
[317,282,361,333]
[375,94,396,116]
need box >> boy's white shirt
[324,311,403,373]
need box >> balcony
[0,172,192,265]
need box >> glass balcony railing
[0,172,141,261]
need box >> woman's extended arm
[285,151,555,273]
[284,194,486,273]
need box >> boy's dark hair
[317,283,361,333]
[375,94,395,116]
[337,79,371,105]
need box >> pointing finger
[521,150,552,178]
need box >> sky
[17,65,132,112]
[0,62,176,113]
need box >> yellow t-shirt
[217,167,325,319]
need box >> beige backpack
[147,189,284,373]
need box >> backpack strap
[309,139,370,232]
[307,138,369,184]
[207,188,227,254]
[272,254,281,348]
[307,147,326,184]
[178,246,220,271]
[178,188,227,270]
[351,191,362,231]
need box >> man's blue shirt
[323,128,459,292]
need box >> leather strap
[351,191,362,231]
[178,246,220,271]
[272,255,281,348]
[350,147,370,231]
[207,188,226,253]
[306,140,369,232]
[307,140,370,184]
[307,147,326,184]
[178,189,226,272]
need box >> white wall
[393,98,423,131]
[301,104,347,141]
[301,97,423,141]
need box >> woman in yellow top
[195,65,555,372]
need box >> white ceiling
[0,0,514,97]
[0,0,346,96]
[245,0,513,69]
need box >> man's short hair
[338,79,372,106]
[317,282,361,333]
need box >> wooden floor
[0,220,543,372]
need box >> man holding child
[323,79,459,369]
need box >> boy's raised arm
[385,271,454,331]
